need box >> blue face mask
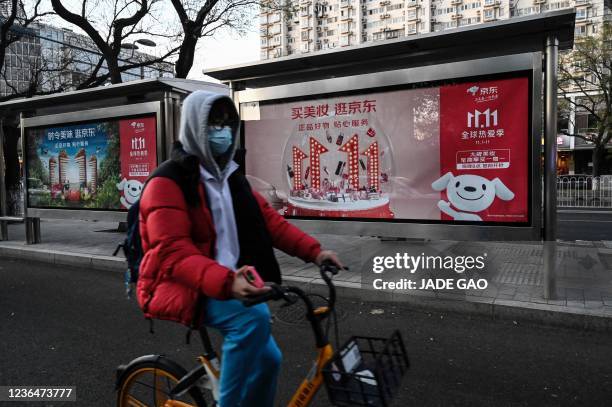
[208,126,233,157]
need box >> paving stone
[566,288,585,301]
[585,300,605,309]
[566,300,586,308]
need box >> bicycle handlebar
[241,261,346,310]
[241,284,285,307]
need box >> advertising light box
[25,115,157,211]
[243,75,530,224]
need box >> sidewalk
[2,219,612,330]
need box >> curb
[0,244,125,272]
[2,243,611,332]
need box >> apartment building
[260,0,610,59]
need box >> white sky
[189,30,260,82]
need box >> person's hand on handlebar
[315,250,345,270]
[231,266,271,300]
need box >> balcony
[340,0,352,8]
[406,1,420,8]
[451,0,462,5]
[407,13,419,21]
[451,13,462,19]
[380,13,391,19]
[379,0,391,5]
[531,0,546,4]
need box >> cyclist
[137,90,343,407]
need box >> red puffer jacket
[136,177,322,326]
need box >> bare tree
[558,22,612,178]
[51,0,179,86]
[0,0,55,97]
[170,0,274,78]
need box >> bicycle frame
[287,343,334,407]
[162,263,341,407]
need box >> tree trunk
[3,126,21,215]
[107,57,123,84]
[174,31,198,79]
[591,145,604,178]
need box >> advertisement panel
[243,75,530,223]
[25,115,157,211]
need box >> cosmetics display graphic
[244,76,529,223]
[281,115,395,218]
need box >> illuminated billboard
[25,115,157,211]
[243,75,530,223]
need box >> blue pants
[204,298,282,407]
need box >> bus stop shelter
[205,10,576,298]
[0,78,228,242]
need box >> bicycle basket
[322,330,409,407]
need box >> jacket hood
[178,91,240,181]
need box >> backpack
[113,159,197,299]
[112,200,144,298]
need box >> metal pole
[543,35,559,300]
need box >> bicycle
[116,261,409,407]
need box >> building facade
[260,0,610,59]
[261,0,611,175]
[1,20,174,98]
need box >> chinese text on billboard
[243,76,529,223]
[26,116,157,210]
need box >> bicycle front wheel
[116,356,212,407]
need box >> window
[407,23,417,34]
[576,8,586,19]
[484,9,494,19]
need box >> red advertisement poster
[436,77,529,222]
[119,116,157,210]
[243,75,530,224]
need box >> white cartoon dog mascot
[117,178,143,210]
[431,172,514,221]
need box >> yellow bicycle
[116,262,409,407]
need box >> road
[557,210,612,241]
[1,258,611,407]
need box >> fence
[557,176,612,208]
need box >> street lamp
[120,39,157,79]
